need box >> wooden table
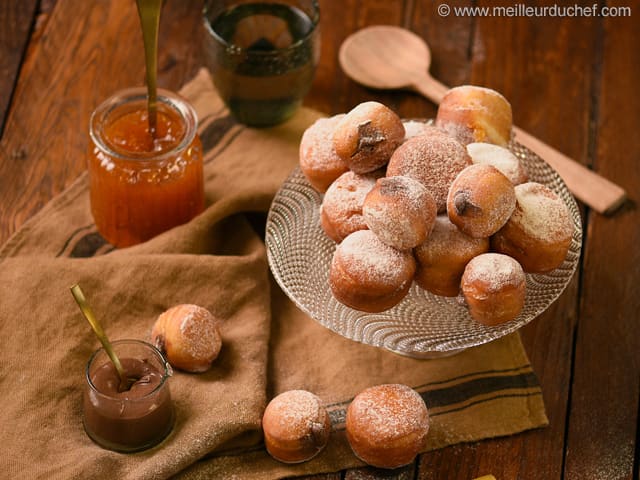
[1,1,638,478]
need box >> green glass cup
[202,0,320,127]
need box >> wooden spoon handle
[412,74,449,104]
[411,75,627,215]
[512,127,626,214]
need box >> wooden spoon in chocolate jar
[339,25,626,215]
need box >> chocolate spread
[83,357,174,452]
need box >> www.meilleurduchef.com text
[436,3,632,18]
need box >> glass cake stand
[266,137,582,358]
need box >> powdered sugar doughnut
[363,176,437,250]
[447,164,516,238]
[491,182,574,273]
[346,384,429,469]
[414,215,490,297]
[435,85,513,146]
[460,253,526,326]
[299,114,348,192]
[402,119,432,141]
[262,390,331,464]
[320,170,381,242]
[333,102,405,174]
[466,142,528,185]
[329,230,416,312]
[151,304,222,373]
[386,126,472,213]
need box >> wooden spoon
[339,25,627,215]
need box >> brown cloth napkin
[0,69,547,480]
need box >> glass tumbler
[83,339,174,452]
[202,0,320,126]
[88,88,205,248]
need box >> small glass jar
[202,0,321,126]
[83,339,174,452]
[88,88,204,248]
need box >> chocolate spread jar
[83,339,174,452]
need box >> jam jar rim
[202,0,320,56]
[85,338,172,402]
[89,87,199,164]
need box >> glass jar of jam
[83,339,174,452]
[88,88,204,248]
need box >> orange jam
[103,110,186,155]
[88,88,204,248]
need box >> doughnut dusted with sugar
[414,215,490,297]
[151,304,222,373]
[447,163,516,238]
[363,175,437,250]
[333,101,405,174]
[299,114,348,192]
[329,230,416,312]
[466,142,528,185]
[346,384,429,469]
[386,126,472,213]
[320,170,382,243]
[262,390,331,464]
[436,85,513,146]
[402,119,432,141]
[491,182,574,273]
[461,253,526,326]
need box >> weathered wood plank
[0,0,38,136]
[564,9,640,480]
[304,0,407,117]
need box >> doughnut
[402,119,432,141]
[460,253,526,326]
[491,182,574,273]
[346,384,429,469]
[151,304,222,373]
[299,114,348,192]
[466,142,528,185]
[320,170,381,243]
[414,215,490,297]
[333,101,405,174]
[362,176,437,250]
[262,390,331,464]
[447,163,516,238]
[435,85,513,146]
[329,230,416,312]
[386,126,472,213]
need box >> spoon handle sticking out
[70,284,131,392]
[511,126,626,214]
[411,74,449,104]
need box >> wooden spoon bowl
[339,25,440,94]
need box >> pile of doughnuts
[299,86,575,326]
